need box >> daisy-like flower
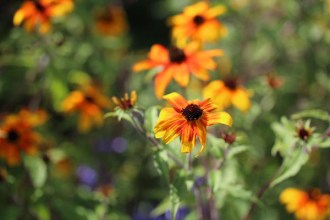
[203,77,251,112]
[169,1,227,44]
[94,6,128,36]
[280,188,330,220]
[112,91,137,110]
[62,84,111,133]
[154,92,232,155]
[0,109,47,166]
[13,0,73,34]
[133,42,223,99]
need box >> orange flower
[154,92,232,155]
[13,0,73,34]
[0,109,47,166]
[280,188,330,220]
[62,84,111,133]
[133,42,223,99]
[94,6,128,36]
[169,1,227,44]
[112,91,137,110]
[203,78,251,112]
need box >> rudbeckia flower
[203,78,251,112]
[154,92,232,155]
[169,1,227,44]
[112,91,137,110]
[280,188,330,220]
[13,0,73,34]
[94,6,128,36]
[0,109,47,166]
[62,84,111,133]
[133,42,223,99]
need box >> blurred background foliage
[0,0,330,219]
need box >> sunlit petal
[232,87,251,112]
[163,92,188,112]
[207,111,232,126]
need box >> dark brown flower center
[34,1,46,12]
[85,96,95,103]
[193,15,205,26]
[182,104,203,121]
[122,99,133,109]
[298,128,310,141]
[224,78,238,91]
[307,189,321,201]
[169,47,186,64]
[7,129,20,143]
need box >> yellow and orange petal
[94,6,128,36]
[169,1,227,44]
[62,84,111,133]
[280,188,330,220]
[154,92,232,155]
[203,79,251,112]
[13,0,73,34]
[133,42,223,99]
[0,109,46,166]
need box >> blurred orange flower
[95,6,128,36]
[112,91,137,110]
[154,92,232,155]
[62,84,111,133]
[13,0,73,34]
[169,1,227,44]
[0,109,47,166]
[203,78,251,112]
[133,43,223,99]
[280,188,330,220]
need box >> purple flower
[76,165,98,188]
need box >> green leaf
[319,137,330,148]
[209,170,222,193]
[227,145,248,159]
[170,183,180,220]
[49,77,69,111]
[291,109,330,122]
[150,197,170,217]
[144,106,161,134]
[153,149,169,182]
[24,155,47,188]
[208,134,226,159]
[270,148,309,187]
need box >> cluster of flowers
[2,0,330,219]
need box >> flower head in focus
[280,188,330,220]
[203,77,251,112]
[112,91,137,111]
[154,92,232,155]
[94,6,128,36]
[13,0,73,34]
[169,1,227,44]
[0,109,47,165]
[133,42,223,98]
[62,84,111,133]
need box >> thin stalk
[242,171,278,220]
[128,113,184,168]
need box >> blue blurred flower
[111,136,128,153]
[76,165,98,188]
